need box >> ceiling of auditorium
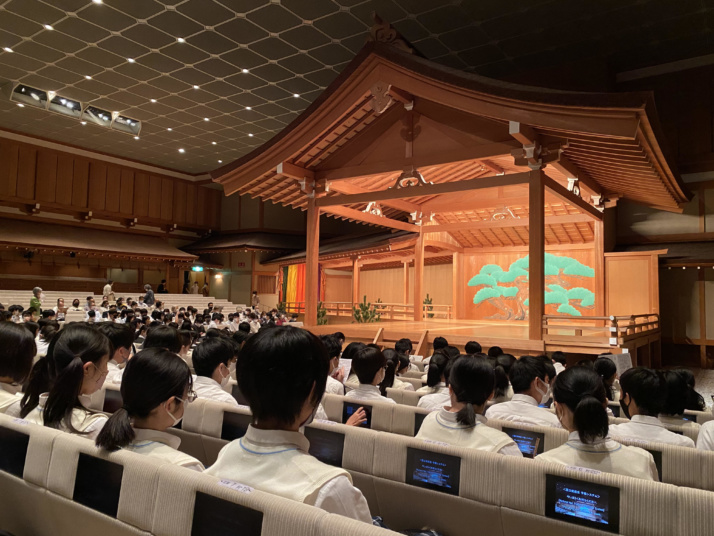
[0,0,711,174]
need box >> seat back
[165,398,210,466]
[321,394,394,432]
[398,377,424,390]
[684,409,714,424]
[201,401,253,466]
[402,371,424,379]
[486,418,569,456]
[390,404,433,436]
[677,486,714,536]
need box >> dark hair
[450,356,495,425]
[536,355,557,381]
[95,323,133,354]
[24,321,39,338]
[464,341,482,355]
[487,346,503,358]
[426,351,450,388]
[551,351,567,366]
[379,348,399,396]
[21,324,111,433]
[593,357,617,400]
[509,355,550,393]
[352,344,386,385]
[444,345,460,360]
[397,355,410,374]
[494,353,516,399]
[661,369,690,416]
[237,326,328,426]
[395,338,412,356]
[319,335,342,359]
[552,366,609,444]
[332,331,345,341]
[576,358,594,369]
[232,330,251,346]
[677,368,706,411]
[144,325,182,354]
[238,322,251,333]
[619,367,664,417]
[0,322,37,383]
[96,348,192,451]
[192,337,236,378]
[432,337,448,351]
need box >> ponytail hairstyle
[449,356,495,426]
[379,348,399,396]
[552,366,608,444]
[426,350,450,388]
[677,368,706,411]
[660,369,689,416]
[0,322,37,384]
[21,324,111,434]
[493,353,516,399]
[96,348,192,451]
[593,357,617,401]
[397,355,410,375]
[352,344,386,385]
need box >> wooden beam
[421,193,530,213]
[314,140,521,181]
[509,121,537,145]
[276,161,314,180]
[352,256,360,306]
[316,171,531,207]
[543,176,603,221]
[529,170,545,341]
[321,205,420,232]
[403,260,409,303]
[304,195,320,327]
[548,155,602,196]
[328,181,419,213]
[414,232,424,321]
[422,214,592,234]
[424,239,463,252]
[594,220,605,317]
[452,251,464,320]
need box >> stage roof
[184,231,304,254]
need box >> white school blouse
[22,393,108,440]
[696,420,714,451]
[344,384,395,404]
[609,415,695,448]
[484,394,562,428]
[125,428,204,471]
[193,376,240,407]
[205,426,372,523]
[416,408,522,457]
[0,383,22,413]
[536,432,658,481]
[391,378,415,392]
[417,389,451,411]
[106,359,125,384]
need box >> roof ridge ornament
[368,13,414,55]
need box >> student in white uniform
[536,366,658,481]
[417,352,452,410]
[593,357,618,402]
[421,336,449,367]
[96,323,134,384]
[16,324,112,440]
[417,355,522,457]
[491,353,516,404]
[316,335,365,425]
[395,338,419,372]
[551,351,567,376]
[342,341,366,393]
[485,355,561,428]
[657,369,701,434]
[344,344,396,405]
[192,337,240,407]
[143,324,182,354]
[381,349,415,393]
[206,326,372,523]
[609,367,695,448]
[96,348,204,471]
[0,322,36,413]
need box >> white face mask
[166,403,183,427]
[220,367,231,389]
[229,361,236,374]
[535,378,550,406]
[40,293,46,301]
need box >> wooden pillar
[403,261,409,304]
[413,231,424,322]
[452,251,463,320]
[699,268,708,369]
[351,257,360,306]
[305,196,320,327]
[165,262,171,293]
[528,169,545,340]
[594,220,605,317]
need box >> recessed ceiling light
[212,141,216,145]
[218,160,222,163]
[204,117,209,121]
[193,85,199,89]
[16,103,24,107]
[127,58,135,63]
[150,99,156,103]
[81,121,87,125]
[3,47,13,53]
[44,24,54,31]
[177,37,185,43]
[178,148,185,153]
[85,75,92,80]
[242,68,249,73]
[248,133,254,137]
[293,93,300,98]
[245,106,252,110]
[134,136,140,140]
[167,128,172,131]
[92,0,103,3]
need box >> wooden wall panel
[55,154,73,205]
[133,173,149,217]
[88,162,107,211]
[16,145,37,200]
[105,167,121,213]
[210,189,221,229]
[71,159,89,208]
[160,177,173,221]
[0,141,19,198]
[325,274,352,302]
[196,186,208,226]
[35,151,57,203]
[119,169,134,215]
[605,254,658,316]
[173,181,187,223]
[148,176,162,219]
[185,183,197,224]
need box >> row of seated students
[2,317,714,528]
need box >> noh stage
[212,21,687,366]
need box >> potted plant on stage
[353,296,381,323]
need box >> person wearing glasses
[14,324,112,441]
[96,347,204,471]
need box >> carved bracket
[363,202,383,217]
[511,141,564,170]
[368,13,413,54]
[392,168,431,189]
[370,81,393,114]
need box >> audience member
[0,322,36,412]
[95,323,134,384]
[464,341,482,355]
[192,337,240,407]
[551,351,567,375]
[345,344,395,404]
[492,353,516,403]
[144,325,182,354]
[658,369,701,433]
[417,352,452,410]
[593,357,618,401]
[380,348,415,394]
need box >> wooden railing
[542,314,660,347]
[280,301,453,320]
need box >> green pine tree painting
[467,253,595,320]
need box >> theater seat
[321,394,395,432]
[485,418,569,454]
[318,513,401,536]
[677,486,714,536]
[684,410,714,425]
[165,398,209,465]
[390,404,432,436]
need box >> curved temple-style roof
[213,40,690,235]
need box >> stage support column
[528,169,545,340]
[351,256,360,307]
[403,260,409,304]
[594,220,605,317]
[452,251,463,320]
[305,193,320,327]
[413,230,425,321]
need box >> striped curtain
[283,263,325,305]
